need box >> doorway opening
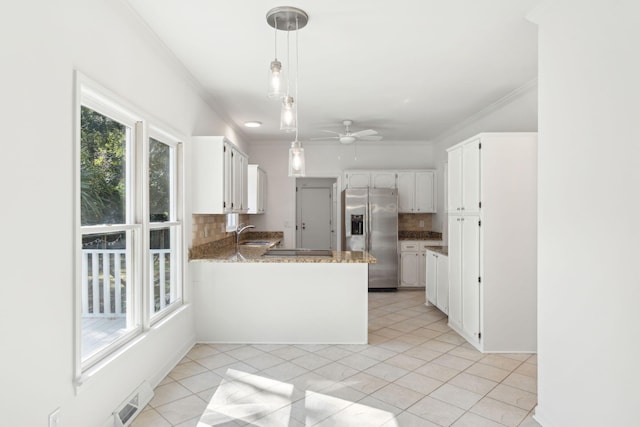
[295,177,338,250]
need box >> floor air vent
[113,381,153,427]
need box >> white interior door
[298,187,332,249]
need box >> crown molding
[114,0,248,143]
[431,77,538,145]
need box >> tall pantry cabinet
[447,133,537,353]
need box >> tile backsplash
[398,213,432,231]
[192,214,250,247]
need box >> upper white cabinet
[247,164,267,214]
[446,132,537,353]
[192,136,248,214]
[344,170,371,188]
[371,171,397,189]
[344,169,436,213]
[447,139,480,214]
[397,171,436,213]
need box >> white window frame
[74,72,185,385]
[147,126,184,325]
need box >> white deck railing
[82,249,172,317]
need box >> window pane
[80,106,128,226]
[81,231,135,361]
[150,227,177,314]
[149,138,171,222]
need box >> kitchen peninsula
[190,238,376,344]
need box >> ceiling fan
[311,120,383,144]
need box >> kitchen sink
[239,240,272,246]
[262,248,333,257]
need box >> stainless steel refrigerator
[342,188,398,290]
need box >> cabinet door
[371,171,396,189]
[448,148,462,213]
[396,172,415,213]
[462,139,481,213]
[223,143,233,212]
[415,171,435,212]
[232,149,246,212]
[426,252,437,305]
[461,216,481,344]
[258,167,267,213]
[448,216,462,328]
[419,251,427,287]
[436,254,449,314]
[345,171,370,188]
[400,252,419,287]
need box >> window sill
[75,304,189,394]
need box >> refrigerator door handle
[367,195,372,253]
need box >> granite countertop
[398,231,443,241]
[189,231,376,263]
[425,246,448,256]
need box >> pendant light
[267,17,284,98]
[266,6,308,176]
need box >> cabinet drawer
[400,241,419,251]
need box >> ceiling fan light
[340,136,356,144]
[268,60,284,98]
[288,140,305,177]
[280,95,296,132]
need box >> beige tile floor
[133,290,540,427]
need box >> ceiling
[126,0,539,144]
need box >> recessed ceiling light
[244,121,262,128]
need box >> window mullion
[136,121,152,331]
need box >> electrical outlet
[49,408,60,427]
[419,220,425,228]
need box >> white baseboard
[149,334,196,388]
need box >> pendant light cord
[286,29,291,97]
[295,16,299,142]
[274,17,278,59]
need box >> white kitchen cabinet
[399,241,420,287]
[436,253,449,314]
[446,132,537,352]
[192,136,248,214]
[247,165,267,214]
[371,171,396,189]
[232,147,248,212]
[399,241,443,288]
[448,215,480,344]
[426,250,449,315]
[344,170,371,188]
[397,171,436,213]
[447,139,480,214]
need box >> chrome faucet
[236,224,255,245]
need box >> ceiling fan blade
[358,135,383,141]
[321,130,341,135]
[351,129,378,138]
[310,136,340,141]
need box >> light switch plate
[49,408,60,427]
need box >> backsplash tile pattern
[399,213,433,232]
[191,214,251,248]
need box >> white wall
[431,82,539,238]
[248,141,436,247]
[533,1,640,426]
[0,1,242,426]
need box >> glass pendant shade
[268,60,284,98]
[280,96,296,132]
[288,140,305,177]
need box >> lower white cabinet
[448,215,481,345]
[399,240,443,288]
[400,248,420,287]
[426,250,449,314]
